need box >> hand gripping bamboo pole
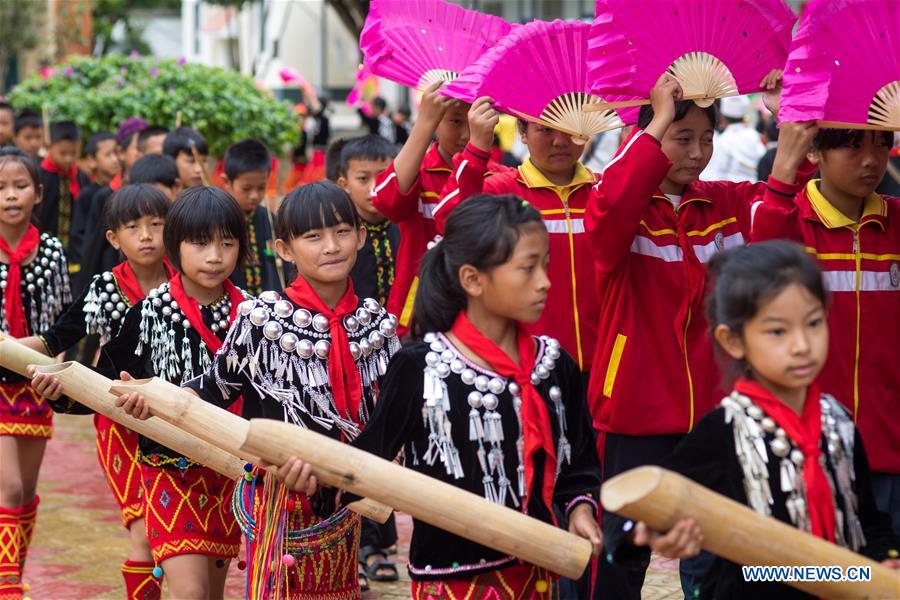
[0,334,56,376]
[240,418,594,580]
[30,363,244,479]
[108,377,391,524]
[601,466,900,599]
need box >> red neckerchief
[284,276,363,425]
[168,273,245,415]
[0,225,40,337]
[111,259,176,306]
[40,157,80,199]
[734,378,836,542]
[109,172,123,191]
[449,311,558,519]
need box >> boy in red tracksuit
[752,124,900,536]
[371,83,508,336]
[583,73,814,598]
[434,97,600,371]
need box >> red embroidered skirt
[411,565,555,600]
[94,415,144,528]
[141,463,241,562]
[0,381,52,439]
[242,478,361,599]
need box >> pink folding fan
[359,0,513,91]
[779,0,900,130]
[587,0,797,108]
[441,19,628,144]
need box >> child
[163,127,208,189]
[13,110,42,158]
[130,154,182,201]
[119,181,402,598]
[221,139,282,295]
[753,124,900,535]
[433,96,599,372]
[84,131,121,187]
[603,241,900,598]
[0,148,72,599]
[100,187,247,599]
[274,194,602,598]
[337,135,399,307]
[36,120,91,266]
[0,103,14,147]
[371,82,507,336]
[359,96,395,143]
[583,72,815,597]
[26,184,171,600]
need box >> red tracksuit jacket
[584,131,813,437]
[751,178,900,474]
[372,143,506,335]
[434,143,599,371]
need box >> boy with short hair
[37,120,91,267]
[84,131,121,186]
[0,103,14,147]
[13,110,43,157]
[130,154,181,201]
[163,126,208,188]
[221,139,282,294]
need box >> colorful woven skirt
[0,381,52,439]
[411,565,556,600]
[235,472,361,599]
[141,463,241,563]
[95,415,144,528]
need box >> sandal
[360,545,400,582]
[358,564,370,592]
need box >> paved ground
[23,414,681,599]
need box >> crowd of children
[0,15,898,600]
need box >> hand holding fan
[586,0,796,110]
[441,19,628,144]
[779,0,900,131]
[359,0,513,91]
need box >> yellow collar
[806,179,886,230]
[518,157,594,191]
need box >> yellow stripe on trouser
[400,276,419,327]
[603,334,627,397]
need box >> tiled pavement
[24,414,681,599]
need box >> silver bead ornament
[314,340,331,359]
[488,378,505,395]
[52,251,60,260]
[183,319,191,329]
[482,393,499,411]
[761,417,776,434]
[41,257,49,267]
[105,283,115,293]
[747,405,764,420]
[116,302,126,312]
[536,364,550,380]
[530,373,540,386]
[737,395,752,408]
[162,292,171,302]
[312,313,329,333]
[349,342,362,361]
[461,369,476,386]
[474,375,489,392]
[440,349,454,363]
[343,315,360,333]
[280,332,298,353]
[293,309,312,329]
[0,280,6,289]
[111,293,120,303]
[103,271,112,281]
[770,437,790,457]
[423,333,437,343]
[425,352,440,367]
[359,338,373,357]
[100,292,109,302]
[356,308,371,326]
[211,323,220,332]
[297,339,314,359]
[508,382,520,396]
[25,272,33,283]
[161,306,172,317]
[436,362,450,378]
[549,386,562,401]
[274,300,293,318]
[171,313,181,323]
[148,288,158,298]
[379,317,397,338]
[249,307,269,326]
[450,359,465,374]
[541,356,555,370]
[369,330,385,349]
[263,321,283,341]
[35,277,44,288]
[260,290,280,304]
[468,391,483,408]
[152,298,162,307]
[111,310,121,320]
[364,298,381,314]
[429,340,445,353]
[790,449,805,466]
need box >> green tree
[0,0,44,95]
[9,54,300,156]
[93,0,181,57]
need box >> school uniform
[752,178,900,532]
[434,143,599,372]
[36,159,91,269]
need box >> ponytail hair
[412,194,544,336]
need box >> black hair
[14,110,42,134]
[162,126,208,159]
[163,186,248,272]
[86,131,116,156]
[413,194,545,335]
[49,120,81,144]
[137,125,170,152]
[372,97,387,112]
[396,106,412,118]
[130,154,179,188]
[812,128,893,152]
[104,183,170,231]
[0,103,13,116]
[637,100,718,131]
[324,138,348,182]
[338,135,396,178]
[274,180,359,241]
[223,139,271,180]
[0,146,41,191]
[706,240,827,378]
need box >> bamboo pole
[601,466,900,599]
[0,334,56,376]
[240,418,593,580]
[108,377,391,524]
[30,363,244,479]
